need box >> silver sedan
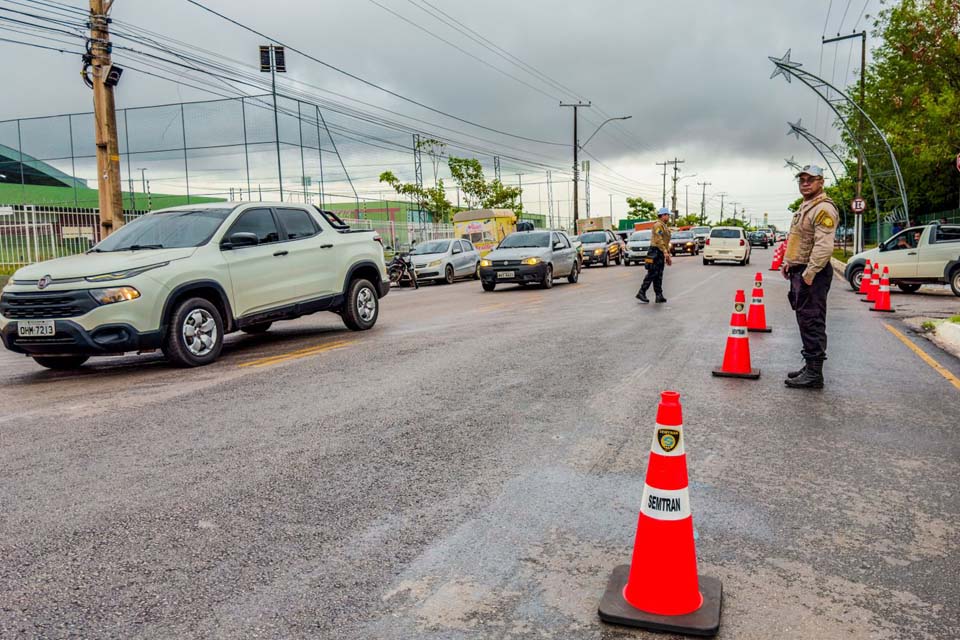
[411,239,481,284]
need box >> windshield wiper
[118,244,165,251]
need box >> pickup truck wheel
[342,278,379,331]
[32,355,89,370]
[950,268,960,297]
[482,281,496,292]
[848,265,864,291]
[241,322,272,334]
[897,283,921,294]
[444,264,455,284]
[163,297,224,367]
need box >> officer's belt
[787,264,807,273]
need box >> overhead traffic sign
[851,197,866,213]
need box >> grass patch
[949,315,960,324]
[921,320,938,332]
[832,249,849,263]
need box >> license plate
[719,250,730,254]
[18,319,55,337]
[497,271,514,279]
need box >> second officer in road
[636,207,673,303]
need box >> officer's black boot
[784,359,823,389]
[787,363,807,379]
[636,290,649,303]
[655,294,667,303]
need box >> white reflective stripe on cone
[650,423,685,457]
[640,485,692,521]
[729,326,748,337]
[751,297,762,304]
[879,286,890,291]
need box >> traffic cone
[864,263,880,303]
[597,391,722,636]
[857,260,872,296]
[870,266,895,313]
[768,242,785,271]
[712,290,760,379]
[746,272,772,333]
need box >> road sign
[851,197,866,213]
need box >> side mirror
[553,242,564,250]
[222,232,259,250]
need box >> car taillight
[705,238,710,245]
[739,238,745,246]
[373,234,383,246]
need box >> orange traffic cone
[870,266,895,313]
[712,290,760,379]
[857,260,872,296]
[747,272,772,333]
[598,391,722,636]
[864,263,880,303]
[769,242,785,271]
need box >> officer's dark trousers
[639,249,665,297]
[788,264,832,361]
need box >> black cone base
[747,327,772,333]
[598,565,722,637]
[869,308,895,313]
[712,367,761,379]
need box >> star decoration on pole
[769,49,802,83]
[787,118,806,140]
[784,155,800,170]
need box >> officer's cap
[657,207,672,217]
[796,164,824,178]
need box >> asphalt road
[1,252,958,639]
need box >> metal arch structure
[769,50,909,232]
[787,119,842,183]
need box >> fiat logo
[37,275,51,290]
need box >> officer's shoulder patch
[814,209,836,228]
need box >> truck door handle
[320,244,334,249]
[273,250,289,257]
[907,251,917,255]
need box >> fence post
[180,103,190,204]
[241,97,252,200]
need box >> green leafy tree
[379,171,453,223]
[626,196,657,220]
[447,157,522,212]
[718,217,749,229]
[676,213,703,227]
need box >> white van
[703,227,751,265]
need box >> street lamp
[136,168,151,210]
[581,115,632,149]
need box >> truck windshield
[580,232,607,243]
[93,209,233,252]
[500,232,551,248]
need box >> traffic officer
[781,165,839,389]
[636,207,673,304]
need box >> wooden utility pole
[560,101,590,231]
[88,0,124,238]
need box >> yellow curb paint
[238,340,353,369]
[884,324,960,392]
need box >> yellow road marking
[884,324,960,392]
[238,340,354,369]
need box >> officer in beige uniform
[781,165,839,389]
[636,207,673,303]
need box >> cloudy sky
[0,0,876,227]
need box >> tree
[378,171,453,223]
[676,213,703,227]
[447,157,522,212]
[717,217,749,229]
[626,196,657,220]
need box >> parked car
[478,230,580,291]
[410,239,481,283]
[844,223,960,295]
[690,226,711,248]
[0,203,389,369]
[579,229,623,267]
[669,230,700,256]
[624,230,652,266]
[703,226,752,265]
[748,231,771,249]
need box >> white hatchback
[703,227,751,266]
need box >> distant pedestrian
[781,165,839,389]
[636,207,673,304]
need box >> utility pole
[560,101,590,232]
[655,158,684,217]
[546,170,555,228]
[730,202,740,225]
[717,192,727,222]
[260,44,287,201]
[136,168,149,211]
[516,172,524,211]
[824,31,867,253]
[582,161,591,217]
[86,0,124,238]
[697,181,711,225]
[656,161,669,208]
[609,193,613,217]
[493,156,502,182]
[685,184,689,217]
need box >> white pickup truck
[0,203,389,369]
[844,223,960,296]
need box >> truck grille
[0,290,98,320]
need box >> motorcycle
[388,252,419,289]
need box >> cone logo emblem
[657,428,680,452]
[734,302,744,313]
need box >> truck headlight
[90,286,141,305]
[480,259,492,267]
[521,257,541,266]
